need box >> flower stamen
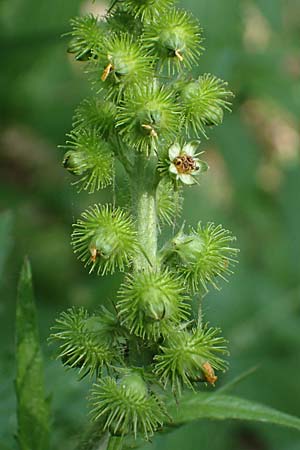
[101,63,113,81]
[174,49,184,61]
[174,155,199,174]
[90,246,98,262]
[202,361,218,385]
[141,124,158,138]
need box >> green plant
[43,1,300,449]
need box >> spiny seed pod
[117,82,181,153]
[85,306,124,347]
[50,307,116,378]
[94,33,153,99]
[180,74,233,137]
[124,0,174,21]
[165,223,238,293]
[89,372,167,438]
[117,269,189,340]
[106,7,141,35]
[154,326,228,394]
[72,204,138,275]
[62,128,114,193]
[143,8,204,74]
[73,97,117,138]
[67,14,104,61]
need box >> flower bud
[154,326,228,394]
[143,8,204,73]
[88,231,115,261]
[117,82,180,153]
[89,372,167,438]
[63,150,86,175]
[50,307,116,378]
[85,306,122,346]
[120,372,148,398]
[180,74,233,137]
[93,33,153,99]
[125,0,174,21]
[167,222,238,293]
[117,269,189,340]
[202,105,224,127]
[172,227,205,263]
[72,204,138,275]
[67,14,104,61]
[62,128,114,193]
[73,98,117,139]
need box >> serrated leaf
[0,210,13,284]
[15,258,50,450]
[168,392,300,431]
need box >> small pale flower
[168,141,208,185]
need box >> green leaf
[168,392,300,431]
[217,365,260,394]
[0,210,13,284]
[15,258,50,450]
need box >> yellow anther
[175,49,184,61]
[101,63,113,81]
[202,361,218,385]
[141,124,158,138]
[90,246,98,262]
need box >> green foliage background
[1,0,300,449]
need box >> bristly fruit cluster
[51,0,238,444]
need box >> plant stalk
[131,153,157,270]
[107,435,123,450]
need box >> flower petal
[179,174,196,185]
[169,163,178,175]
[182,140,200,157]
[196,160,209,173]
[168,143,181,161]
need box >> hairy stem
[107,435,123,450]
[131,153,157,270]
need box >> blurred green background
[1,0,300,449]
